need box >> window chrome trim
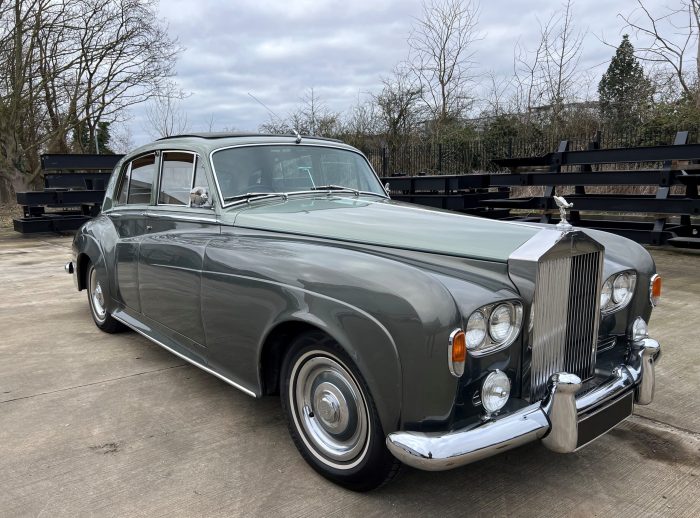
[156,150,197,208]
[115,152,157,206]
[208,142,388,209]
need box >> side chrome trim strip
[144,212,218,224]
[111,312,258,398]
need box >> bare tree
[512,36,547,121]
[540,0,585,120]
[341,92,380,146]
[259,88,340,137]
[620,0,700,107]
[408,0,481,133]
[374,65,424,146]
[0,0,181,201]
[145,85,190,139]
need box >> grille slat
[530,250,603,401]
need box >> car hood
[226,196,541,262]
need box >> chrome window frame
[113,151,157,206]
[208,143,388,209]
[156,150,197,208]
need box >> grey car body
[67,133,661,489]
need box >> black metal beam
[481,195,700,214]
[44,172,112,189]
[41,154,124,171]
[16,190,105,206]
[488,170,688,187]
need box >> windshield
[211,145,386,203]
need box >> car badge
[553,195,574,231]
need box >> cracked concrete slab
[0,229,698,517]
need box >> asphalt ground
[0,230,698,517]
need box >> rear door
[107,153,157,312]
[138,151,218,347]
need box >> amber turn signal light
[650,274,662,306]
[449,330,467,377]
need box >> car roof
[156,132,343,143]
[122,133,361,165]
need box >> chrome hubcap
[89,268,106,321]
[292,353,369,466]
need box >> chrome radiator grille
[530,250,603,400]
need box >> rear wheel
[280,331,400,491]
[86,261,124,333]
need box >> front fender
[203,230,466,434]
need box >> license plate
[576,391,634,449]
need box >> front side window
[158,152,195,206]
[211,145,385,203]
[191,157,212,208]
[114,153,156,205]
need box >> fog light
[632,317,648,341]
[481,370,510,415]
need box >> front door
[138,151,218,346]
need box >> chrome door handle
[146,225,153,231]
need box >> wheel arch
[73,232,109,294]
[259,313,403,435]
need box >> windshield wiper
[310,184,360,196]
[223,192,287,204]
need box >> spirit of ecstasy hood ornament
[553,195,574,231]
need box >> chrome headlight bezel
[465,301,523,356]
[601,270,637,314]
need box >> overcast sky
[124,0,677,146]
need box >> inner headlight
[613,272,632,303]
[601,271,637,314]
[465,301,523,356]
[489,303,519,344]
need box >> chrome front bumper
[386,338,660,471]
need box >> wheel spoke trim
[289,350,371,470]
[89,266,107,323]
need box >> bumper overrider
[386,338,660,471]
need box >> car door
[107,153,157,312]
[138,151,218,347]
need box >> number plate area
[576,391,634,449]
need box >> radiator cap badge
[553,195,574,231]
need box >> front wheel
[280,331,400,491]
[86,261,125,333]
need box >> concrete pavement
[0,230,698,517]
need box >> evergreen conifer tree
[598,35,654,133]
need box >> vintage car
[66,133,662,491]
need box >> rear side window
[128,154,156,203]
[115,153,156,205]
[158,152,195,205]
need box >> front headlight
[601,270,637,314]
[465,301,523,356]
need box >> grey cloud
[127,0,667,145]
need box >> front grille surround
[507,230,605,403]
[529,249,604,400]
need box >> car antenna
[248,92,301,142]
